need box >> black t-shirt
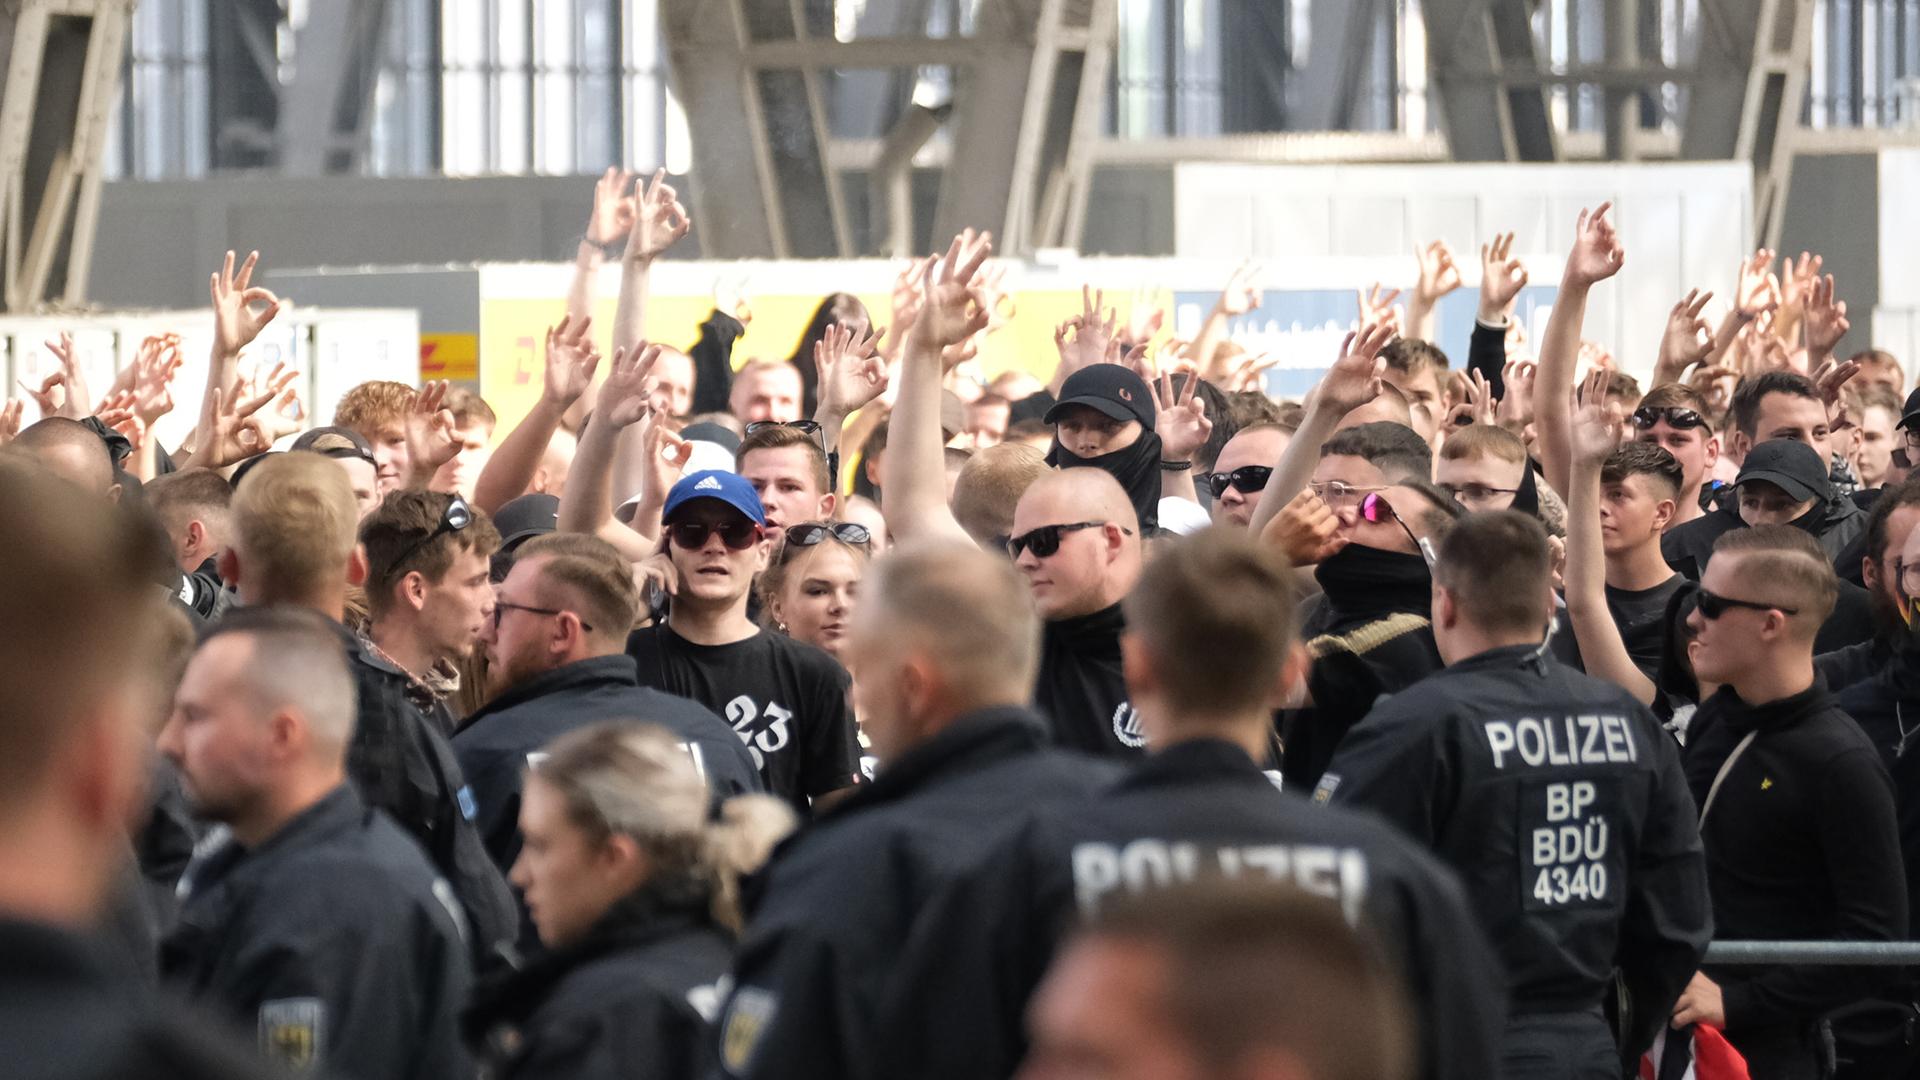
[627,624,862,811]
[1608,575,1688,681]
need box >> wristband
[1159,460,1192,472]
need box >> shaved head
[1020,468,1142,535]
[11,419,115,497]
[1010,468,1143,620]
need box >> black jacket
[160,786,473,1080]
[1662,496,1866,582]
[1683,682,1907,1051]
[876,738,1507,1080]
[714,707,1120,1080]
[0,917,282,1080]
[688,310,746,417]
[466,885,732,1080]
[1281,544,1443,788]
[1819,633,1897,698]
[1320,644,1712,1054]
[318,616,520,974]
[453,655,761,873]
[1032,604,1142,758]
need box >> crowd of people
[6,167,1919,1080]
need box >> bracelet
[1159,460,1192,472]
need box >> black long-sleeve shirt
[688,310,746,417]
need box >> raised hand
[1216,260,1263,317]
[124,334,185,427]
[1804,273,1851,359]
[1315,320,1397,417]
[888,257,931,347]
[210,250,284,359]
[1260,489,1348,566]
[1357,283,1404,335]
[586,167,638,248]
[1053,285,1118,379]
[48,333,95,420]
[1496,359,1538,433]
[542,315,602,408]
[625,169,692,263]
[1657,289,1715,382]
[19,368,66,420]
[1564,203,1625,287]
[912,229,995,350]
[814,321,889,419]
[1224,350,1280,394]
[1151,369,1212,461]
[1413,240,1464,305]
[406,380,461,472]
[599,345,664,429]
[0,400,22,447]
[1781,250,1823,312]
[1735,249,1781,322]
[713,271,754,328]
[1570,393,1624,469]
[185,373,301,470]
[976,260,1015,333]
[638,405,692,506]
[1812,356,1861,426]
[1479,232,1529,320]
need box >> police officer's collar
[824,707,1052,818]
[463,655,639,726]
[1446,641,1554,674]
[1123,737,1268,790]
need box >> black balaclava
[1048,429,1164,534]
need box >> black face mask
[1048,429,1163,533]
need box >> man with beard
[1822,479,1920,695]
[455,532,756,876]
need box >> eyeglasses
[1309,480,1386,508]
[492,600,594,633]
[387,495,473,578]
[780,521,872,562]
[1901,429,1920,452]
[1358,492,1427,560]
[744,420,823,437]
[1630,406,1708,431]
[1204,466,1273,498]
[1436,481,1520,504]
[1900,558,1920,594]
[1006,520,1131,559]
[668,519,764,551]
[1694,588,1797,620]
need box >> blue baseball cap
[663,470,765,525]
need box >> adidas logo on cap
[695,475,723,491]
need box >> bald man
[10,418,119,500]
[158,607,471,1080]
[714,542,1119,1080]
[1012,468,1147,756]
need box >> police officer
[1320,510,1711,1076]
[880,530,1506,1080]
[0,462,275,1079]
[222,453,519,972]
[159,608,472,1080]
[713,541,1121,1080]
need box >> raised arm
[566,170,690,432]
[558,344,664,562]
[1563,384,1656,704]
[1704,250,1779,372]
[813,322,889,459]
[195,250,283,457]
[884,232,992,545]
[473,316,601,514]
[1247,321,1397,535]
[1407,240,1463,344]
[1535,203,1625,498]
[568,168,635,326]
[1803,272,1851,372]
[1152,369,1211,504]
[1471,232,1528,397]
[1191,261,1261,386]
[1651,289,1715,389]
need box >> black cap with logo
[1043,364,1157,432]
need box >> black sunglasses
[492,600,594,633]
[1204,466,1273,498]
[744,420,823,437]
[668,519,763,551]
[1630,406,1707,431]
[1006,520,1131,559]
[1695,587,1797,620]
[388,495,473,577]
[781,521,872,559]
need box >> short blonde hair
[1439,423,1527,465]
[231,453,359,602]
[952,442,1048,544]
[515,532,641,642]
[864,540,1041,705]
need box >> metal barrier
[1707,942,1920,967]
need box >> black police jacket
[0,917,283,1080]
[160,786,473,1080]
[465,884,732,1080]
[1836,642,1920,941]
[713,707,1120,1080]
[1683,681,1907,1040]
[875,738,1507,1080]
[1319,644,1712,1055]
[454,655,762,874]
[319,615,520,974]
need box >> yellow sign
[420,332,479,382]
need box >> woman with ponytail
[464,723,796,1079]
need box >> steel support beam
[1283,0,1380,131]
[279,0,396,175]
[1424,0,1560,162]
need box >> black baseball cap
[292,425,377,466]
[489,492,559,583]
[1044,364,1156,433]
[1898,388,1920,431]
[1736,439,1829,503]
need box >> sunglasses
[1006,520,1131,559]
[780,521,872,562]
[388,495,473,576]
[1358,492,1431,564]
[668,519,763,551]
[492,600,594,633]
[1630,406,1708,431]
[1205,466,1273,498]
[1695,588,1797,620]
[744,420,823,437]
